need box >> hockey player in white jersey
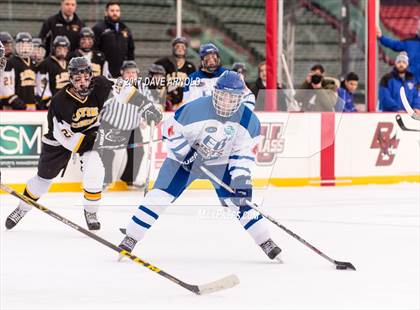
[119,71,282,261]
[182,43,227,104]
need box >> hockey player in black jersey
[31,38,46,66]
[35,36,71,109]
[154,37,196,109]
[68,27,110,77]
[5,57,163,231]
[1,32,36,110]
[0,41,6,71]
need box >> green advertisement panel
[0,124,43,168]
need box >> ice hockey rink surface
[1,184,419,310]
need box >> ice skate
[84,210,101,231]
[5,207,28,230]
[118,236,138,261]
[260,238,283,263]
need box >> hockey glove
[140,102,163,125]
[230,175,252,207]
[181,148,206,173]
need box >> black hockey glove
[230,175,252,207]
[140,102,163,125]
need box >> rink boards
[1,111,419,192]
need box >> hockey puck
[336,265,347,270]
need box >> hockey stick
[395,114,420,132]
[200,167,356,271]
[400,87,420,121]
[143,121,155,196]
[0,183,239,295]
[126,138,162,150]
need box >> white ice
[1,184,419,310]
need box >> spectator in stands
[92,1,135,78]
[68,27,110,77]
[0,32,14,60]
[39,0,84,55]
[336,72,359,112]
[251,61,286,111]
[35,36,70,110]
[1,32,36,110]
[379,52,420,112]
[377,22,420,83]
[154,37,196,110]
[31,38,46,66]
[183,43,227,103]
[295,64,338,112]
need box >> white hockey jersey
[163,95,260,179]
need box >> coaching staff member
[92,1,135,77]
[39,0,84,55]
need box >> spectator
[377,22,420,83]
[1,32,36,110]
[379,52,420,112]
[68,27,110,77]
[35,36,70,109]
[251,61,287,111]
[0,32,14,60]
[92,1,135,77]
[31,38,46,66]
[154,37,196,110]
[251,61,267,99]
[183,43,227,103]
[295,64,338,112]
[336,72,359,112]
[39,0,84,55]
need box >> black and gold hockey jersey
[43,75,113,153]
[1,56,36,109]
[68,50,109,77]
[36,55,70,101]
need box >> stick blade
[335,261,356,271]
[196,274,240,295]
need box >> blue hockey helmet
[213,70,245,117]
[199,43,220,73]
[199,43,219,59]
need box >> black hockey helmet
[148,63,166,76]
[31,38,46,63]
[68,57,93,97]
[172,36,188,58]
[120,60,138,72]
[0,31,13,44]
[0,41,6,71]
[53,36,70,49]
[80,27,95,39]
[15,32,33,58]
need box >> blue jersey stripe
[138,205,159,220]
[131,215,151,229]
[244,214,263,230]
[229,155,255,161]
[229,166,251,174]
[171,140,189,152]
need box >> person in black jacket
[92,1,135,77]
[39,0,85,55]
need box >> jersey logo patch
[167,126,174,137]
[205,126,217,133]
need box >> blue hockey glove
[230,175,252,207]
[181,148,205,173]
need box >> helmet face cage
[0,42,6,71]
[69,58,93,97]
[16,41,33,58]
[32,46,46,62]
[212,88,243,118]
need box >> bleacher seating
[0,0,200,75]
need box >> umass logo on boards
[0,124,43,168]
